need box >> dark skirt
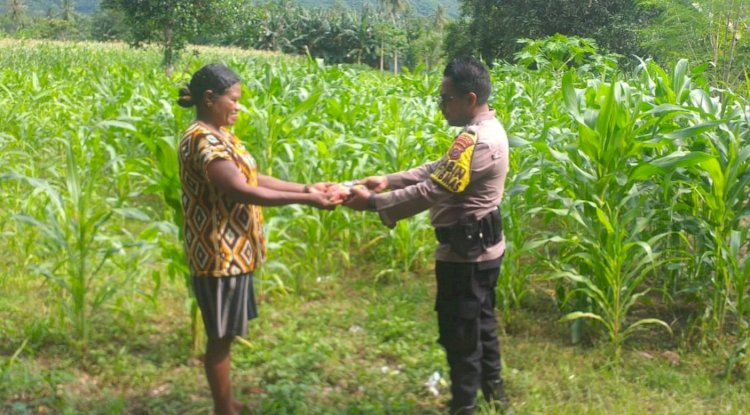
[191,272,258,339]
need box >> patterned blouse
[178,122,266,277]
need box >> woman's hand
[305,182,337,194]
[306,192,341,210]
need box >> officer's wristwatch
[367,195,377,211]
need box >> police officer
[344,57,510,414]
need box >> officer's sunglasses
[439,94,457,106]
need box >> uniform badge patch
[448,133,475,160]
[430,131,477,193]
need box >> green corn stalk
[11,136,145,345]
[631,59,750,354]
[4,39,750,364]
[490,62,566,323]
[0,338,28,382]
[540,71,688,357]
[658,95,750,344]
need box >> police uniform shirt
[371,110,509,263]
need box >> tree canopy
[446,0,649,65]
[101,0,234,75]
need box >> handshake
[305,176,388,211]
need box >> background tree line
[1,0,447,74]
[447,0,748,87]
[1,0,748,86]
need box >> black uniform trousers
[435,255,503,407]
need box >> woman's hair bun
[177,86,195,108]
[180,64,241,110]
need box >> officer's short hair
[443,57,491,105]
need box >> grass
[2,38,750,414]
[2,268,750,414]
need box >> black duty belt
[435,209,503,258]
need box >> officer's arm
[372,142,497,227]
[372,179,453,228]
[385,160,441,190]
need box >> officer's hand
[307,192,340,210]
[357,176,388,193]
[343,185,372,211]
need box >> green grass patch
[3,272,750,414]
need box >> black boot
[481,379,510,410]
[448,404,476,415]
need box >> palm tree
[378,0,410,74]
[61,0,74,21]
[8,0,25,23]
[433,4,446,31]
[379,0,410,16]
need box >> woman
[177,63,338,414]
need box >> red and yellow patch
[448,133,475,160]
[431,131,477,193]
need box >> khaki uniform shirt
[372,110,509,263]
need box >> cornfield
[1,39,749,372]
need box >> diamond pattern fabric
[178,123,266,277]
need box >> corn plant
[0,42,160,345]
[4,39,750,364]
[94,65,208,351]
[496,148,545,322]
[630,59,750,355]
[228,57,447,285]
[539,71,689,356]
[682,97,750,342]
[12,136,147,344]
[654,92,750,342]
[0,338,28,383]
[490,63,568,322]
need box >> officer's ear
[466,92,478,107]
